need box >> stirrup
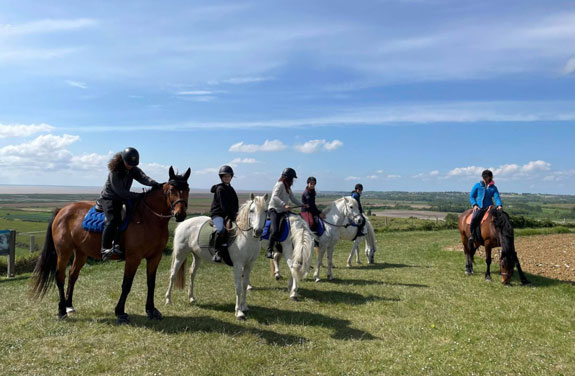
[265,249,274,259]
[101,247,123,261]
[212,253,223,263]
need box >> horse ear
[263,193,269,202]
[250,192,255,200]
[169,166,175,180]
[183,168,191,181]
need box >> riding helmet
[282,167,297,179]
[355,183,364,191]
[121,147,140,167]
[307,176,317,184]
[219,165,234,177]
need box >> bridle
[323,197,358,228]
[142,182,188,219]
[236,199,265,237]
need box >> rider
[301,176,324,232]
[100,147,161,261]
[350,183,366,235]
[468,169,503,245]
[209,165,239,263]
[266,167,303,259]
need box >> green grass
[1,229,573,375]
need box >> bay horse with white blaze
[30,167,191,324]
[458,207,530,285]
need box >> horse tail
[171,245,187,290]
[290,216,313,280]
[30,209,60,300]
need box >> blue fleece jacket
[469,181,502,209]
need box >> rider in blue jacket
[468,170,503,244]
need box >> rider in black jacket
[100,147,160,260]
[209,165,239,263]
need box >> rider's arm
[469,183,479,207]
[132,167,158,187]
[492,186,502,207]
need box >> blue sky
[1,0,574,194]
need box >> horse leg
[241,262,254,312]
[515,254,531,285]
[189,253,201,304]
[347,243,356,267]
[56,255,69,320]
[114,257,141,325]
[314,244,326,282]
[484,246,492,282]
[65,251,87,314]
[462,234,474,275]
[145,253,163,320]
[233,264,246,320]
[326,246,335,280]
[272,252,282,280]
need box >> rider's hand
[473,205,479,212]
[497,206,503,211]
[285,205,291,210]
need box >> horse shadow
[201,303,377,341]
[324,278,429,289]
[362,263,423,270]
[0,275,29,284]
[79,314,307,346]
[297,287,400,305]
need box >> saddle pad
[316,217,325,237]
[81,202,131,233]
[198,219,216,249]
[261,217,290,242]
[465,206,492,225]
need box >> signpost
[0,229,16,277]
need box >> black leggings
[268,209,286,251]
[101,199,123,249]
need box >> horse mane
[323,197,347,216]
[491,208,515,257]
[236,195,266,229]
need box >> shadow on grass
[201,303,377,341]
[325,278,429,289]
[80,314,307,346]
[360,262,424,270]
[0,275,29,284]
[297,287,400,305]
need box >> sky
[0,0,574,194]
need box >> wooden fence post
[30,235,35,254]
[8,230,16,278]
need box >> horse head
[165,166,191,222]
[492,209,516,285]
[239,193,268,238]
[344,196,364,226]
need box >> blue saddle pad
[316,218,325,237]
[81,202,132,233]
[261,217,290,242]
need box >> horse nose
[254,228,263,237]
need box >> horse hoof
[315,278,321,283]
[327,275,333,281]
[290,296,299,302]
[66,307,76,314]
[165,298,172,305]
[189,298,197,304]
[117,314,130,325]
[147,308,163,320]
[236,313,246,321]
[57,313,68,320]
[274,274,282,281]
[247,284,253,291]
[346,263,352,268]
[485,277,492,282]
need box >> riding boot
[265,239,275,259]
[213,233,227,263]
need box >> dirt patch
[448,234,575,283]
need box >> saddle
[465,206,491,225]
[81,200,132,233]
[261,215,290,242]
[300,212,325,237]
[197,219,237,266]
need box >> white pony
[261,213,314,301]
[343,215,377,267]
[270,197,363,282]
[165,193,268,320]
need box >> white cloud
[193,167,220,175]
[0,134,78,169]
[387,174,401,179]
[345,176,361,181]
[229,139,287,153]
[427,160,554,180]
[209,76,274,85]
[0,123,54,138]
[229,157,259,165]
[366,175,379,180]
[69,152,112,170]
[447,165,485,178]
[294,139,343,153]
[0,18,97,36]
[66,80,88,89]
[176,90,214,95]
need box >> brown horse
[458,207,530,285]
[31,166,191,324]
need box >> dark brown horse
[458,207,530,285]
[31,166,191,324]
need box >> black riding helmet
[355,183,363,191]
[121,147,139,167]
[307,176,317,184]
[282,167,297,179]
[219,165,234,177]
[482,169,493,179]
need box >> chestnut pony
[458,207,530,285]
[31,166,190,324]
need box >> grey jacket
[101,167,157,200]
[268,181,302,213]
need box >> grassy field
[1,227,574,375]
